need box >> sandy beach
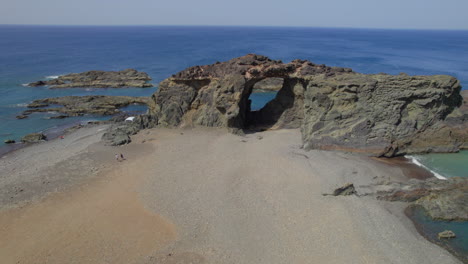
[0,126,462,263]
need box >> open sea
[0,25,467,258]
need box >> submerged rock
[21,133,46,143]
[145,54,464,156]
[4,139,15,144]
[27,69,153,88]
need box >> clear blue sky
[1,0,468,30]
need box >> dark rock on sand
[4,139,15,144]
[27,69,153,88]
[102,121,141,146]
[332,183,357,196]
[377,177,468,221]
[21,95,153,118]
[145,54,464,157]
[21,133,47,143]
[438,230,456,239]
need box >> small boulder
[333,183,357,196]
[438,230,456,239]
[21,133,47,143]
[4,139,15,144]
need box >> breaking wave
[405,155,447,180]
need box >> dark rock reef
[376,177,468,222]
[20,95,153,119]
[27,69,153,88]
[145,54,465,157]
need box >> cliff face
[147,54,464,157]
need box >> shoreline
[374,156,435,180]
[405,206,468,264]
[0,126,463,263]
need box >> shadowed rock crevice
[246,78,305,130]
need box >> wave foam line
[45,75,60,79]
[405,155,447,180]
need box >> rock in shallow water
[21,133,46,143]
[378,177,468,222]
[438,230,456,239]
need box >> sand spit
[0,127,462,263]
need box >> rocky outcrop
[21,133,47,143]
[253,77,284,92]
[20,96,153,118]
[27,69,153,88]
[146,54,464,157]
[377,177,468,221]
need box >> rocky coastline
[18,95,153,119]
[27,69,153,88]
[3,55,468,263]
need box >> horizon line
[1,23,468,32]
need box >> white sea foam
[405,155,447,180]
[45,75,60,79]
[21,83,29,87]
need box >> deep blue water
[0,25,467,259]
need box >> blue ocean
[0,25,467,259]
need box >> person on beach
[120,153,125,161]
[115,154,120,161]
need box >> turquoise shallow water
[408,151,468,261]
[411,151,468,179]
[408,206,468,262]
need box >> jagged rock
[21,133,46,143]
[438,230,456,239]
[146,54,464,156]
[102,121,143,146]
[378,177,468,221]
[16,115,28,119]
[332,183,357,196]
[20,95,153,118]
[27,69,153,88]
[4,139,15,144]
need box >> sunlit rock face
[148,54,464,157]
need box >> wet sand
[375,156,434,180]
[0,126,462,263]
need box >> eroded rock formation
[377,177,468,221]
[146,54,465,157]
[21,95,153,119]
[27,69,153,88]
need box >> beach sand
[0,126,462,263]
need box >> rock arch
[146,54,464,157]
